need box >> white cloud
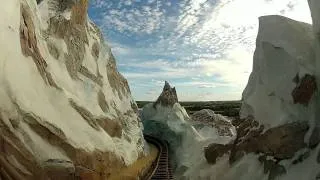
[89,0,311,100]
[178,91,241,101]
[124,0,132,6]
[94,0,165,35]
[91,0,109,8]
[175,81,229,88]
[121,47,252,92]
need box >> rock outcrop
[191,109,235,137]
[0,0,144,179]
[203,14,320,180]
[237,15,316,166]
[240,15,315,128]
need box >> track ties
[144,134,173,180]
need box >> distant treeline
[136,101,242,117]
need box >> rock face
[204,143,232,164]
[291,74,317,105]
[191,109,235,137]
[204,118,309,165]
[203,14,320,180]
[0,0,143,179]
[238,15,316,161]
[240,15,315,128]
[154,81,178,107]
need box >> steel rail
[143,134,173,180]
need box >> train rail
[143,134,173,180]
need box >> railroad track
[143,134,173,180]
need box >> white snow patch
[20,122,70,162]
[82,44,98,75]
[0,0,144,166]
[62,10,71,20]
[183,154,267,180]
[37,0,50,29]
[113,137,140,165]
[278,144,320,180]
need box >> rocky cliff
[202,12,320,180]
[0,0,144,179]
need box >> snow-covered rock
[0,0,143,179]
[230,15,320,180]
[201,14,320,180]
[236,14,318,163]
[240,15,316,129]
[141,82,236,178]
[191,109,236,137]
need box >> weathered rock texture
[0,0,143,179]
[291,74,317,105]
[240,15,315,128]
[154,81,178,107]
[191,109,235,137]
[205,118,309,164]
[204,15,320,180]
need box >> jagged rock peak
[154,81,178,107]
[163,80,171,91]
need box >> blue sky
[88,0,311,101]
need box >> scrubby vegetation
[136,101,241,118]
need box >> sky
[88,0,311,101]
